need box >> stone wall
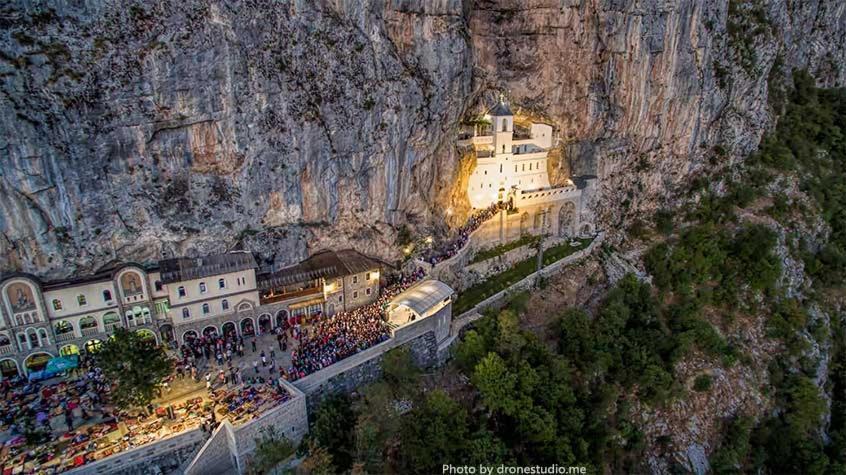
[454,232,605,322]
[66,428,206,475]
[183,421,237,475]
[183,380,308,475]
[233,383,309,470]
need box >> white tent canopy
[387,279,454,322]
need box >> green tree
[455,330,487,374]
[399,390,469,474]
[381,346,419,392]
[311,395,356,471]
[467,429,510,467]
[297,442,335,475]
[247,427,295,475]
[92,328,171,409]
[472,352,519,415]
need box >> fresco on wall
[120,272,144,297]
[5,282,36,313]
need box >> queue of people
[423,202,506,265]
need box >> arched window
[222,299,229,311]
[54,321,73,335]
[79,316,97,329]
[52,299,62,311]
[199,282,207,293]
[102,290,112,302]
[502,145,505,153]
[27,329,39,348]
[38,328,49,345]
[182,308,190,319]
[178,286,186,298]
[77,295,87,306]
[218,278,226,289]
[501,119,507,132]
[202,303,210,314]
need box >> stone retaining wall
[183,380,308,475]
[66,428,206,475]
[455,232,605,322]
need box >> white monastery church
[458,96,596,240]
[464,96,557,208]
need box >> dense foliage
[92,328,172,409]
[297,71,846,475]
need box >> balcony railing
[105,322,122,332]
[260,286,322,305]
[55,332,76,342]
[81,327,100,337]
[0,345,13,355]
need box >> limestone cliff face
[1,0,845,277]
[469,0,846,232]
[0,0,473,275]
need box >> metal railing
[81,327,100,337]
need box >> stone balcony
[55,332,76,342]
[81,327,100,337]
[0,344,13,355]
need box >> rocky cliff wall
[1,0,845,278]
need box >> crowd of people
[288,267,427,379]
[0,203,504,473]
[423,202,506,266]
[286,204,504,379]
[0,339,293,474]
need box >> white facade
[466,100,556,209]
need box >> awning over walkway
[387,279,454,321]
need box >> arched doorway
[182,330,199,344]
[24,352,53,374]
[580,223,593,236]
[258,314,271,334]
[0,359,19,379]
[275,310,288,329]
[222,321,237,338]
[159,324,174,343]
[240,317,255,336]
[327,303,336,316]
[558,202,576,237]
[136,329,157,343]
[84,339,102,354]
[60,344,80,356]
[202,326,218,338]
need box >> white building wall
[165,269,259,324]
[43,281,118,320]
